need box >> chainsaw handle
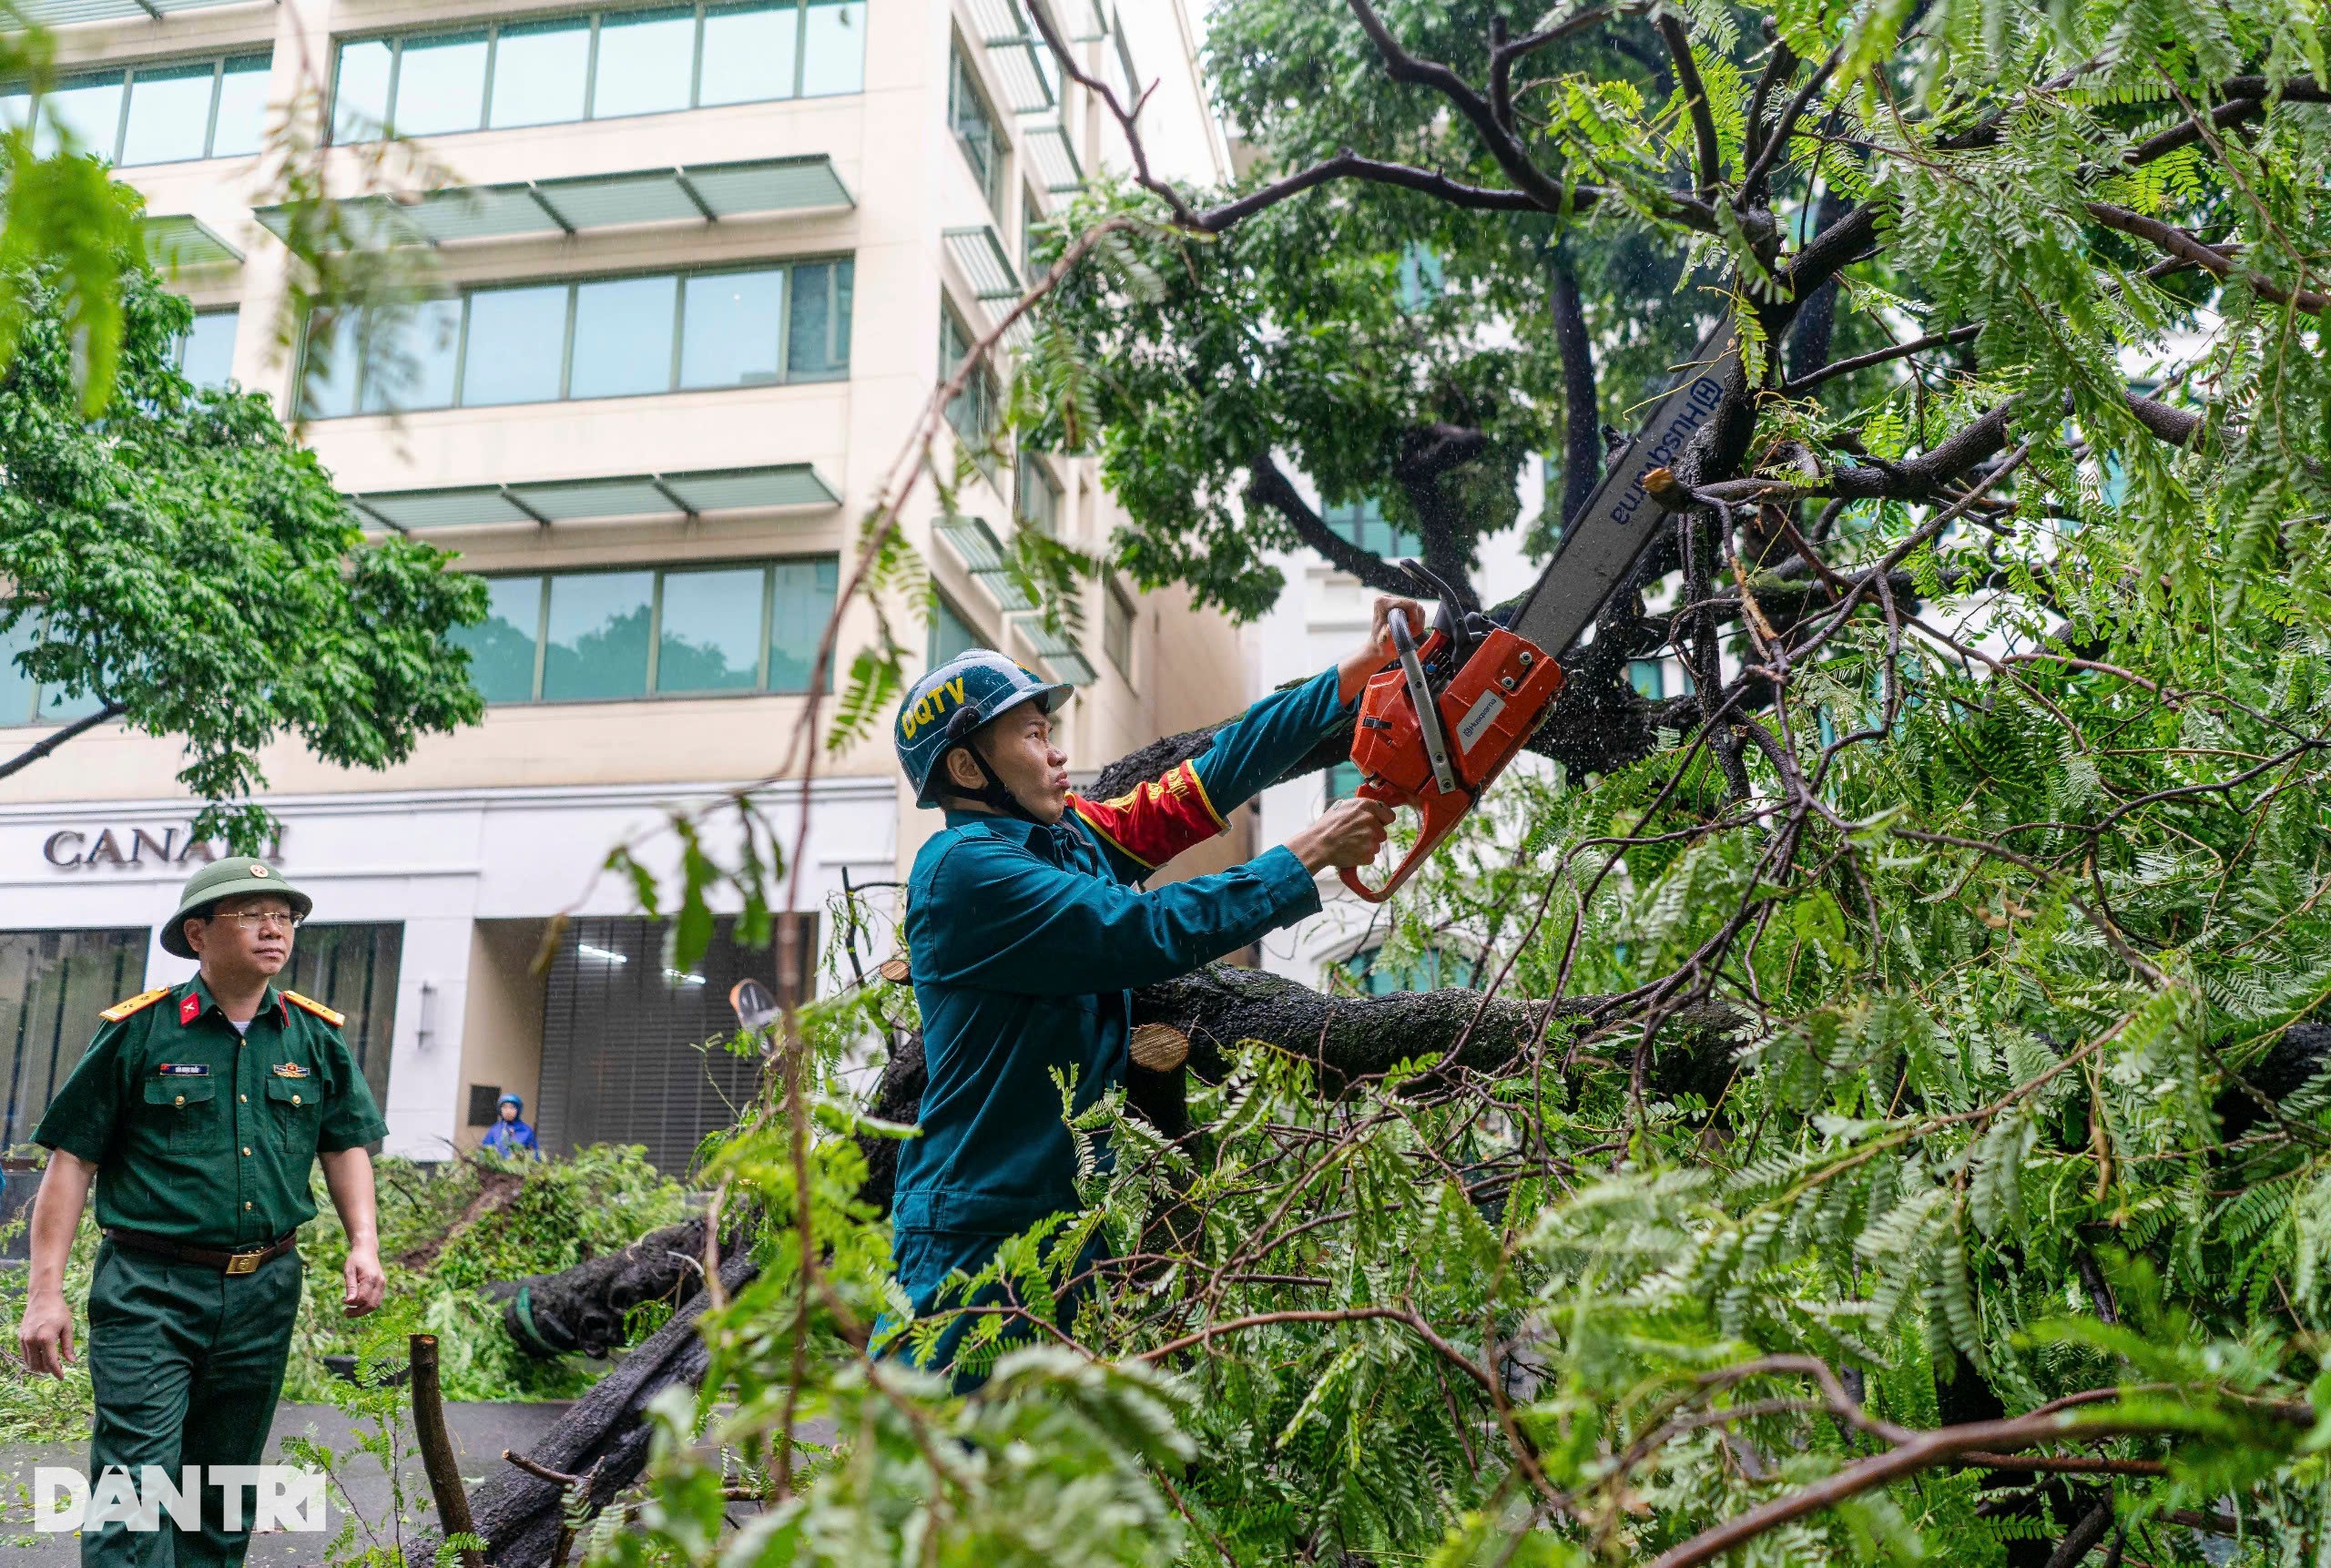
[1336,778,1472,904]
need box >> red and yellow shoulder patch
[99,987,172,1023]
[1069,759,1227,871]
[283,991,345,1027]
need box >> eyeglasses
[215,910,300,932]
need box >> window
[282,923,402,1115]
[3,931,151,1148]
[300,259,853,417]
[0,614,107,727]
[330,1,865,142]
[5,52,272,164]
[448,559,839,704]
[1022,190,1044,279]
[1103,578,1135,684]
[175,309,238,390]
[1628,659,1664,700]
[940,307,998,453]
[1337,943,1451,996]
[948,44,1004,211]
[929,592,986,667]
[1323,497,1421,560]
[1326,760,1363,801]
[1396,242,1444,313]
[1017,453,1060,536]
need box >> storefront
[0,777,893,1174]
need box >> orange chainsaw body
[1339,625,1565,901]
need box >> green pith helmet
[159,856,312,960]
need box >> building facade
[0,0,1250,1177]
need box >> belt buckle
[225,1249,263,1275]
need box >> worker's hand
[16,1287,74,1378]
[1337,596,1431,704]
[343,1245,386,1318]
[1287,798,1397,873]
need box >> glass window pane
[787,260,850,379]
[461,284,568,407]
[178,309,238,390]
[489,17,590,129]
[800,0,865,97]
[680,270,783,389]
[41,75,124,159]
[591,8,695,119]
[769,559,839,691]
[543,572,653,701]
[657,567,764,693]
[360,296,461,413]
[699,1,798,107]
[568,274,677,400]
[925,590,984,671]
[392,32,489,137]
[209,56,272,159]
[333,40,393,142]
[452,576,543,703]
[118,64,216,167]
[0,617,38,727]
[300,307,363,419]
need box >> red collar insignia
[178,993,202,1025]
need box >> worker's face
[946,704,1071,823]
[501,1104,518,1122]
[185,893,296,983]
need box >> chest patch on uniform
[178,993,202,1025]
[270,1063,310,1078]
[156,1063,209,1076]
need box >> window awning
[944,225,1022,302]
[346,463,840,532]
[1013,617,1097,686]
[12,0,253,22]
[1023,124,1084,193]
[933,514,1033,611]
[965,0,1058,114]
[255,156,853,251]
[142,214,241,269]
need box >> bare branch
[1247,452,1416,595]
[0,698,125,782]
[1781,323,1980,397]
[1657,14,1724,194]
[2087,200,2328,313]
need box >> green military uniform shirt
[32,975,389,1248]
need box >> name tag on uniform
[157,1063,209,1076]
[270,1063,310,1078]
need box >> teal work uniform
[886,666,1354,1381]
[32,974,389,1567]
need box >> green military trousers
[82,1237,306,1567]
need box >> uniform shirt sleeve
[29,1018,133,1164]
[1069,667,1354,879]
[316,1025,389,1153]
[917,833,1323,994]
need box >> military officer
[15,856,390,1567]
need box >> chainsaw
[1341,315,1746,901]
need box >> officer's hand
[16,1288,75,1378]
[343,1247,386,1318]
[1336,596,1430,703]
[1287,799,1397,872]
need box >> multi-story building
[0,0,1250,1182]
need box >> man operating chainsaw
[880,597,1420,1386]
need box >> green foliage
[0,260,487,845]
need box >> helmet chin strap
[943,706,1043,823]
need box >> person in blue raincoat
[880,596,1420,1386]
[481,1092,541,1158]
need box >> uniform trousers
[81,1237,306,1566]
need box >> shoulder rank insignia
[282,991,345,1027]
[270,1062,310,1078]
[99,987,171,1023]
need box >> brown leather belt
[105,1227,300,1275]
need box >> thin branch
[1247,453,1414,595]
[2086,200,2327,314]
[1739,53,1837,200]
[0,699,125,782]
[1657,14,1723,194]
[1782,323,1980,396]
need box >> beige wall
[451,918,549,1152]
